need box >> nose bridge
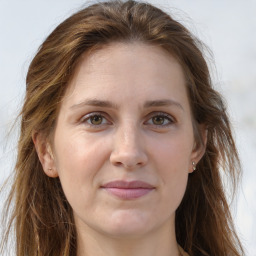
[110,119,147,168]
[121,120,138,148]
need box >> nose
[110,123,148,169]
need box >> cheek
[150,131,193,203]
[54,131,108,173]
[152,132,193,173]
[52,131,110,204]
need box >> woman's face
[40,43,205,238]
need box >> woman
[1,1,244,255]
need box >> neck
[76,221,180,256]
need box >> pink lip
[101,180,155,200]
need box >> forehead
[72,42,185,79]
[63,42,188,108]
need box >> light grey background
[0,0,255,255]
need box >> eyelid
[80,111,112,126]
[79,111,175,128]
[144,111,175,126]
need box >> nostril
[110,153,147,169]
[113,161,122,167]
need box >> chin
[98,210,159,238]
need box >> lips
[101,180,155,200]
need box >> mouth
[100,180,155,200]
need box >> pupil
[153,116,164,125]
[91,115,102,125]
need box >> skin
[34,42,206,256]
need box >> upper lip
[101,180,155,189]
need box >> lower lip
[102,188,154,200]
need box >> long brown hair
[1,1,244,255]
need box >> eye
[152,116,168,125]
[89,115,104,125]
[81,112,110,126]
[145,112,174,127]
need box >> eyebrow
[144,99,184,111]
[70,99,184,111]
[70,99,118,110]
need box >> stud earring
[192,161,196,171]
[48,168,52,171]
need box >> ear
[189,124,208,173]
[32,131,58,178]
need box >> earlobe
[190,125,208,173]
[32,131,58,178]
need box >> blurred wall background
[0,0,255,255]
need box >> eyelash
[80,112,110,127]
[80,111,175,129]
[144,112,175,127]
